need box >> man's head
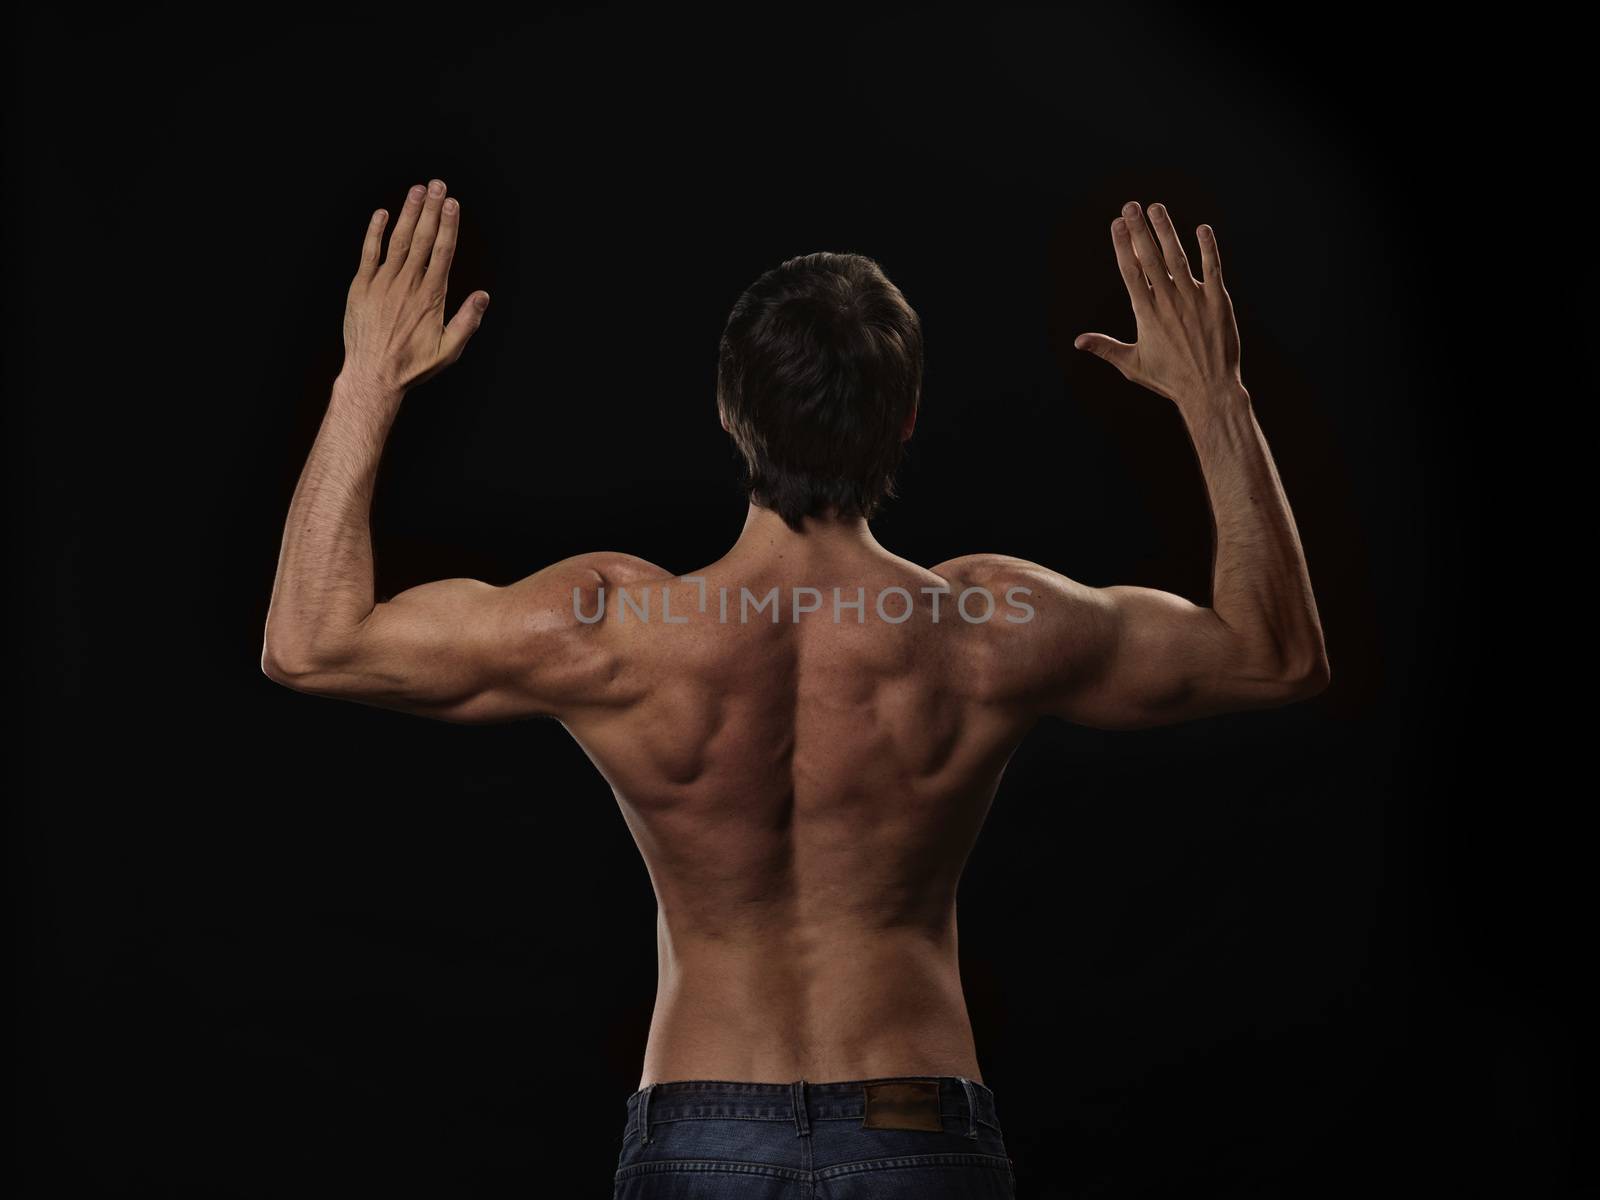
[716,251,923,532]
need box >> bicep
[275,553,649,723]
[1051,585,1255,729]
[980,563,1296,730]
[279,577,535,722]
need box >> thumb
[441,291,491,362]
[1072,332,1135,372]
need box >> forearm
[1180,386,1327,682]
[263,372,403,673]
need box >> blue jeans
[613,1075,1017,1197]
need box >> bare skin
[264,182,1329,1088]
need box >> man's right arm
[980,385,1328,730]
[955,201,1328,731]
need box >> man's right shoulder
[925,552,1119,703]
[927,552,1095,607]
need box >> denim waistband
[623,1075,1003,1144]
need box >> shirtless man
[263,179,1328,1198]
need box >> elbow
[261,631,327,690]
[261,642,310,688]
[1243,619,1329,705]
[1280,649,1331,702]
[262,607,366,690]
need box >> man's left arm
[262,177,635,724]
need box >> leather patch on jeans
[861,1080,944,1131]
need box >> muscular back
[554,548,1040,1085]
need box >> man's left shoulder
[517,551,673,594]
[583,551,675,586]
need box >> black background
[9,3,1574,1197]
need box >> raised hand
[342,178,490,393]
[1074,201,1243,409]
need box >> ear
[718,402,730,434]
[901,395,919,442]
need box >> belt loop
[638,1083,655,1145]
[791,1079,811,1137]
[956,1076,980,1139]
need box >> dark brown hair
[716,251,923,531]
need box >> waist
[643,964,979,1084]
[623,1075,1006,1141]
[656,923,962,1001]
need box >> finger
[423,196,459,294]
[404,179,447,279]
[1110,217,1155,319]
[382,184,427,273]
[1120,201,1173,294]
[439,291,490,363]
[1196,223,1223,288]
[1146,203,1196,291]
[1072,332,1136,374]
[358,208,388,278]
